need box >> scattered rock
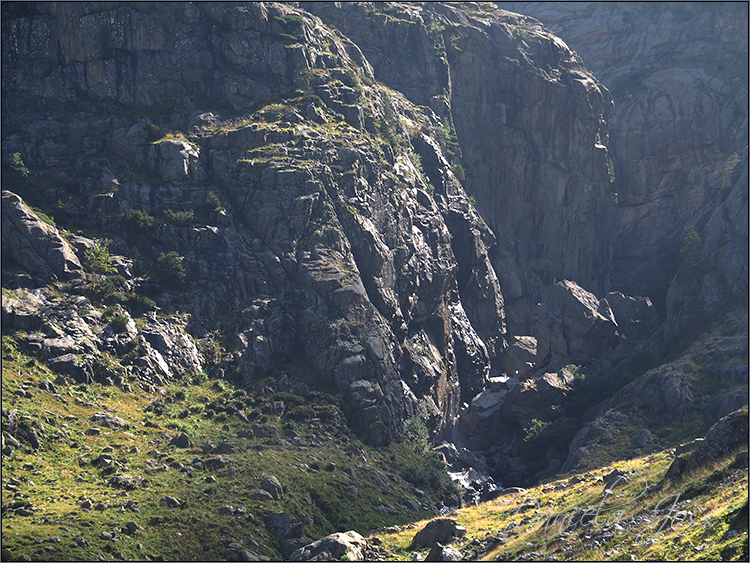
[425,543,463,562]
[289,531,366,562]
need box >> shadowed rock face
[504,2,749,311]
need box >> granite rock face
[2,190,85,283]
[504,2,749,311]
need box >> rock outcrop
[3,1,609,445]
[2,191,85,283]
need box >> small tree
[9,153,29,178]
[83,239,116,274]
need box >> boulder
[281,536,314,559]
[265,512,303,541]
[170,432,193,448]
[289,531,366,562]
[161,496,182,508]
[551,280,619,365]
[605,292,660,339]
[260,476,283,500]
[502,336,538,379]
[252,424,279,439]
[425,543,463,562]
[250,490,274,501]
[1,191,85,282]
[109,474,144,490]
[683,407,749,474]
[664,455,688,482]
[411,518,467,548]
[501,370,574,427]
[203,455,231,470]
[91,412,128,430]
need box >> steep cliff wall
[307,2,617,335]
[503,1,749,312]
[3,2,519,445]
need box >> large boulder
[550,280,619,366]
[289,531,367,562]
[683,407,749,474]
[501,370,574,428]
[605,291,660,339]
[265,512,303,541]
[1,191,85,282]
[411,518,467,548]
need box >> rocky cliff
[2,1,747,497]
[503,1,749,315]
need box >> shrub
[452,163,465,182]
[721,152,742,198]
[283,13,305,26]
[163,209,195,227]
[156,251,187,286]
[109,313,130,333]
[90,274,126,302]
[9,153,29,178]
[201,191,224,213]
[120,209,155,233]
[83,239,116,274]
[676,227,706,284]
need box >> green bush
[164,209,195,227]
[109,313,130,333]
[283,13,305,26]
[156,251,187,286]
[452,163,465,182]
[90,274,126,302]
[83,239,116,274]
[120,209,155,233]
[676,227,706,284]
[9,153,29,178]
[721,152,742,199]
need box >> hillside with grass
[371,439,748,561]
[1,339,458,561]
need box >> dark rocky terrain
[1,2,747,560]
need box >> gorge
[1,2,747,561]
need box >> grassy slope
[373,448,748,561]
[0,341,449,562]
